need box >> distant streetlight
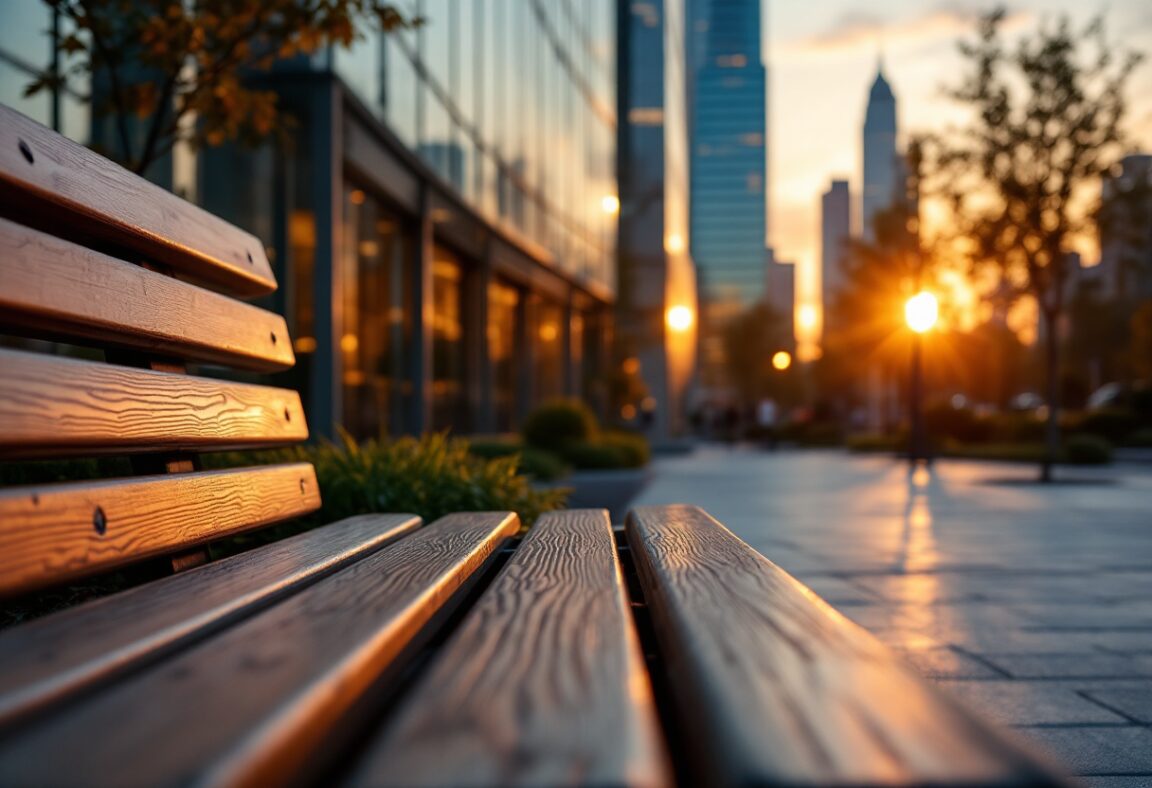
[666,304,694,332]
[771,350,792,371]
[904,291,938,464]
[600,194,620,215]
[904,291,939,334]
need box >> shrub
[1125,428,1152,448]
[466,438,522,460]
[208,434,567,539]
[846,433,901,453]
[522,399,598,453]
[1077,409,1141,443]
[518,448,570,481]
[980,412,1046,443]
[1064,434,1113,465]
[599,430,651,467]
[563,441,629,470]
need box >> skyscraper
[821,179,851,321]
[861,66,898,242]
[618,0,698,441]
[687,0,767,394]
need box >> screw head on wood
[18,139,33,164]
[93,506,107,535]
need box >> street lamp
[904,291,938,464]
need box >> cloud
[778,3,1032,57]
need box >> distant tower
[861,65,898,242]
[821,179,851,321]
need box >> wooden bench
[0,106,1065,786]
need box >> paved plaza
[631,447,1152,786]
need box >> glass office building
[685,0,767,393]
[1,1,617,439]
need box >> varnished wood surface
[0,105,276,297]
[625,504,1062,787]
[0,349,307,459]
[349,509,671,788]
[0,512,519,788]
[0,464,321,595]
[0,218,294,370]
[0,513,420,728]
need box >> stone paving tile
[1083,778,1152,788]
[1015,726,1152,775]
[891,646,1007,679]
[933,680,1129,726]
[1081,688,1152,724]
[979,653,1152,680]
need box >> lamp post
[904,291,938,464]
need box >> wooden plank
[625,505,1063,787]
[0,349,307,459]
[0,218,294,371]
[348,509,671,788]
[0,512,519,787]
[0,464,321,595]
[0,104,275,297]
[0,513,420,728]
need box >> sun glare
[904,292,939,334]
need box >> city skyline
[767,0,1152,353]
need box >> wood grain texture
[0,512,519,788]
[0,463,321,595]
[0,349,307,459]
[0,218,294,371]
[0,104,275,297]
[348,509,671,788]
[0,513,420,728]
[626,504,1063,787]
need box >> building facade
[861,67,898,243]
[685,0,767,395]
[617,0,698,442]
[2,1,618,440]
[821,178,851,327]
[764,249,795,349]
[1098,153,1152,302]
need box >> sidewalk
[631,447,1152,786]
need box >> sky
[763,0,1152,340]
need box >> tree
[930,9,1141,481]
[721,302,789,412]
[26,0,418,174]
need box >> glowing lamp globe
[904,292,939,334]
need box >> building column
[310,80,344,440]
[469,240,495,433]
[409,185,435,434]
[562,293,576,398]
[516,292,537,424]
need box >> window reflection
[534,299,565,404]
[432,246,466,431]
[488,280,521,431]
[341,184,413,440]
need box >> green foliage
[207,434,567,543]
[517,448,570,481]
[465,438,522,460]
[1125,428,1152,448]
[522,399,599,453]
[32,0,420,173]
[1064,434,1113,465]
[1076,409,1142,443]
[924,404,991,444]
[563,441,629,470]
[846,433,903,453]
[599,430,651,468]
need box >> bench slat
[0,513,419,728]
[0,512,518,787]
[0,349,307,459]
[0,463,321,595]
[0,218,294,371]
[626,504,1059,787]
[349,509,671,788]
[0,105,276,297]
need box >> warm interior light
[666,304,694,332]
[772,351,792,371]
[538,322,559,342]
[665,233,685,254]
[600,194,620,215]
[904,291,939,334]
[622,357,641,375]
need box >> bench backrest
[0,105,320,597]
